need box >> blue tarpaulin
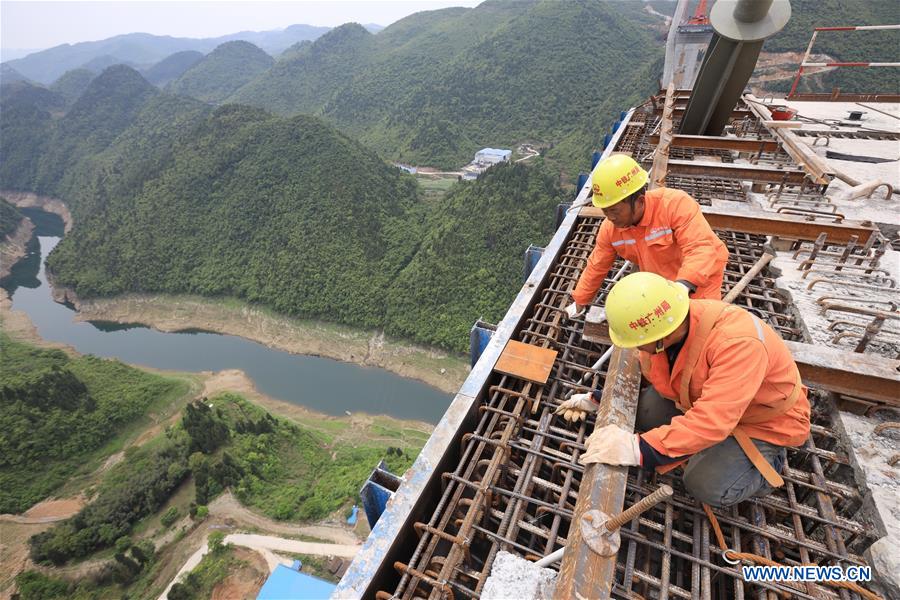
[257,565,336,600]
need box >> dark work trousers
[636,385,786,508]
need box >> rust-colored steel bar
[722,251,775,303]
[666,158,809,184]
[648,133,781,153]
[700,204,878,244]
[786,340,900,405]
[603,484,674,532]
[554,346,642,600]
[745,94,835,185]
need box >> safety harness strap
[676,303,801,488]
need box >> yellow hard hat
[591,154,649,208]
[605,272,689,348]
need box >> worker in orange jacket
[559,273,811,507]
[566,154,728,320]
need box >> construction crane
[677,0,712,34]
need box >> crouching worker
[562,272,811,507]
[565,154,728,320]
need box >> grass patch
[0,333,192,513]
[203,392,423,522]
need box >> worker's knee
[682,438,786,508]
[635,386,681,432]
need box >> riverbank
[1,193,469,393]
[55,291,469,394]
[0,216,34,280]
[0,190,73,232]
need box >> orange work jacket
[573,187,728,305]
[640,300,811,459]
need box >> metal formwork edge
[331,108,637,598]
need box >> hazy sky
[1,1,482,50]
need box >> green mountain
[167,41,275,104]
[49,68,95,105]
[31,66,161,195]
[228,0,663,169]
[5,27,331,85]
[142,50,204,86]
[2,64,564,353]
[0,63,30,85]
[384,162,563,349]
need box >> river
[3,210,453,424]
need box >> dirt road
[158,532,358,600]
[209,491,360,545]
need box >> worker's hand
[589,307,607,324]
[579,424,641,467]
[565,302,587,320]
[554,392,597,422]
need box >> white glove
[587,307,607,324]
[565,302,586,320]
[579,424,641,467]
[554,392,597,422]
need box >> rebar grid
[665,175,747,205]
[378,216,880,600]
[718,230,804,341]
[382,218,620,600]
[617,121,650,156]
[611,397,880,600]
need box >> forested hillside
[0,198,26,239]
[0,334,187,513]
[141,50,204,86]
[1,63,564,353]
[385,162,563,348]
[166,41,275,103]
[229,0,665,169]
[49,68,95,105]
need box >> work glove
[579,424,641,467]
[554,392,597,422]
[564,302,586,320]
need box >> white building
[474,148,512,166]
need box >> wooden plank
[649,83,675,190]
[494,340,558,384]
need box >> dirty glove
[554,392,597,422]
[564,302,586,320]
[579,424,641,467]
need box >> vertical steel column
[680,0,791,136]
